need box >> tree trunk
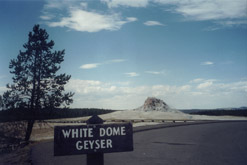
[25,54,37,142]
[25,119,35,141]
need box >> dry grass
[0,143,33,164]
[0,121,30,164]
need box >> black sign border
[54,123,133,156]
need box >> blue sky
[0,0,247,109]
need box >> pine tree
[5,24,74,141]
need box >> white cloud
[190,78,204,83]
[43,0,87,10]
[154,0,247,21]
[66,79,115,95]
[145,70,167,75]
[204,20,247,31]
[101,0,149,8]
[80,59,126,70]
[101,0,247,23]
[42,0,246,32]
[151,85,191,96]
[145,71,161,75]
[47,9,137,32]
[42,1,137,32]
[203,26,221,31]
[197,81,213,89]
[126,17,138,22]
[217,20,247,27]
[201,61,214,65]
[43,0,67,9]
[154,0,247,30]
[106,59,127,63]
[192,79,217,89]
[144,21,165,26]
[125,72,140,77]
[66,78,247,109]
[40,15,53,20]
[80,63,101,69]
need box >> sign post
[86,115,104,165]
[54,115,133,165]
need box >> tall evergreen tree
[5,24,74,141]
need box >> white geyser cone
[135,97,179,113]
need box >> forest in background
[0,108,116,122]
[183,108,247,117]
[1,108,247,122]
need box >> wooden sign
[54,123,133,156]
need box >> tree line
[0,108,115,122]
[189,109,247,117]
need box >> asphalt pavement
[31,121,247,165]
